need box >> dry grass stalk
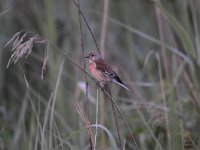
[41,43,49,79]
[5,32,45,69]
[72,0,101,54]
[5,33,37,68]
[11,33,28,51]
[77,0,90,123]
[74,102,95,150]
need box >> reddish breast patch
[89,62,108,82]
[89,62,95,71]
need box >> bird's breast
[89,62,108,82]
[89,62,95,71]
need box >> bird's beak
[85,55,89,59]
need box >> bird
[85,51,129,91]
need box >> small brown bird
[86,52,129,90]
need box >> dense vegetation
[0,0,200,149]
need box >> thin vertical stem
[156,53,171,150]
[155,2,171,149]
[99,0,109,147]
[77,0,90,120]
[72,0,101,55]
[77,1,93,149]
[99,90,105,148]
[49,60,64,149]
[104,85,122,149]
[111,100,122,149]
[100,0,109,55]
[94,89,99,148]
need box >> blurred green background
[1,0,200,149]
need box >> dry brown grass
[5,32,44,68]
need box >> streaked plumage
[86,52,129,90]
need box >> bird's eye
[91,54,94,57]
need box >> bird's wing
[95,59,115,75]
[95,59,130,90]
[95,59,120,80]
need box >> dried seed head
[6,31,48,80]
[148,109,167,129]
[4,31,22,48]
[6,34,36,68]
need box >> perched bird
[86,51,129,91]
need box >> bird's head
[86,51,102,61]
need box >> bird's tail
[113,76,130,91]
